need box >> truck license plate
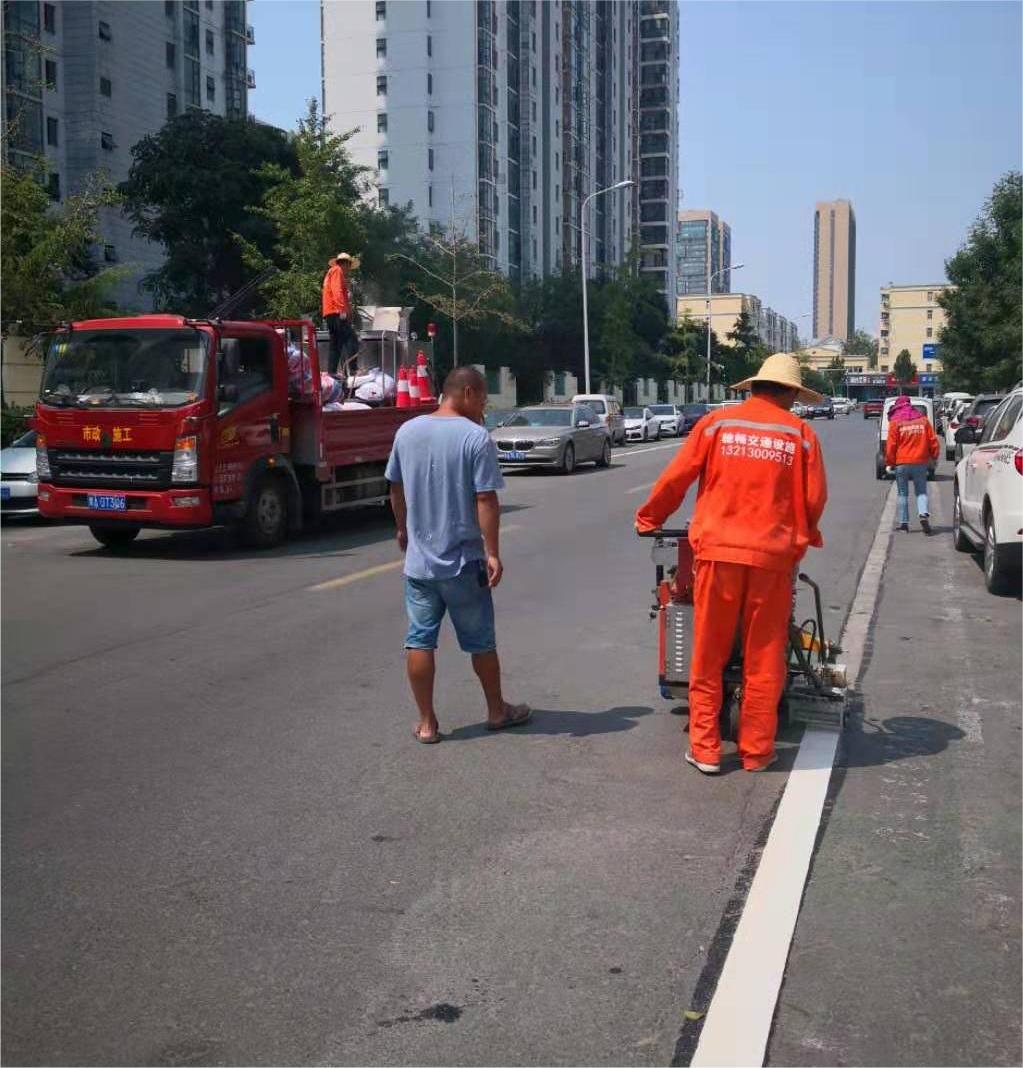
[88,494,127,511]
[500,450,525,461]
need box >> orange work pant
[689,560,792,769]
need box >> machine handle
[636,526,689,539]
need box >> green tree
[893,348,916,387]
[121,111,299,314]
[595,274,640,388]
[843,329,879,366]
[938,171,1022,392]
[724,310,767,385]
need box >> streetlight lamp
[705,263,744,400]
[581,179,635,394]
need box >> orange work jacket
[636,396,828,572]
[321,263,351,317]
[885,415,939,467]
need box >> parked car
[648,404,682,437]
[571,393,625,445]
[862,398,885,419]
[831,397,854,415]
[942,397,973,460]
[875,396,936,480]
[623,406,660,443]
[952,394,1006,464]
[679,403,710,434]
[792,401,809,418]
[484,408,515,430]
[952,388,1023,594]
[805,398,835,420]
[492,404,610,474]
[1,430,39,515]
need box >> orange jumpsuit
[636,396,828,769]
[321,262,351,318]
[885,415,939,467]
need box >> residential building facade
[1,0,250,312]
[878,283,949,377]
[677,292,801,354]
[812,198,856,342]
[322,0,678,302]
[676,209,731,296]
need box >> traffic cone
[408,368,421,407]
[396,365,411,409]
[416,350,436,404]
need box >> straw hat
[336,252,361,269]
[731,352,823,404]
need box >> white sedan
[623,406,660,443]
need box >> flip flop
[413,727,443,744]
[486,704,532,731]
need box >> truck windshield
[39,329,208,408]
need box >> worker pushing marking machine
[635,353,828,774]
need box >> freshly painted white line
[618,441,681,458]
[691,484,896,1067]
[625,481,656,495]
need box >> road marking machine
[641,526,848,738]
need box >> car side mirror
[577,420,590,428]
[218,383,239,404]
[219,338,241,379]
[955,425,979,445]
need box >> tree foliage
[724,310,767,385]
[938,172,1022,392]
[893,348,916,384]
[843,329,879,366]
[121,111,298,315]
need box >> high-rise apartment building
[322,0,678,302]
[676,209,731,296]
[878,283,949,377]
[1,0,251,310]
[812,198,856,342]
[677,292,801,355]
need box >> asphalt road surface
[3,415,1020,1067]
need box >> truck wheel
[89,524,141,549]
[241,475,288,548]
[596,438,611,468]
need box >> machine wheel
[559,442,576,475]
[89,523,141,549]
[952,486,973,552]
[875,454,887,480]
[720,688,742,743]
[983,507,1018,595]
[926,467,936,482]
[241,475,288,548]
[596,437,611,468]
[945,446,956,461]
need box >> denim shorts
[404,561,496,654]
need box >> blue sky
[249,0,1022,335]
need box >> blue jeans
[404,561,496,654]
[895,463,929,524]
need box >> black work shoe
[920,516,932,535]
[897,523,909,532]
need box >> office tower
[1,0,251,310]
[676,209,731,296]
[812,198,856,341]
[323,0,679,302]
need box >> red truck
[35,314,431,548]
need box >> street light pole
[705,262,744,401]
[581,179,634,394]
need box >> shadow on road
[841,711,965,768]
[443,705,654,741]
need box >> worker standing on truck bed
[322,252,359,372]
[635,353,828,775]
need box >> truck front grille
[49,449,174,490]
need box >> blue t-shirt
[385,414,505,580]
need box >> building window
[98,19,112,40]
[166,41,176,67]
[376,37,386,57]
[531,31,536,50]
[427,110,434,132]
[167,92,178,118]
[379,188,389,207]
[376,74,387,95]
[926,309,933,320]
[206,75,215,101]
[100,130,114,150]
[43,2,56,32]
[428,147,434,170]
[532,205,537,224]
[44,59,57,90]
[377,149,388,170]
[165,0,174,14]
[531,100,536,120]
[104,244,118,263]
[377,113,387,132]
[926,327,933,338]
[47,172,60,200]
[926,290,933,301]
[880,364,888,372]
[555,184,559,199]
[555,152,559,170]
[428,184,433,207]
[925,364,932,373]
[376,0,386,19]
[100,76,112,96]
[427,72,433,94]
[426,0,431,14]
[427,34,432,56]
[206,29,214,54]
[46,116,58,146]
[532,170,536,190]
[206,0,213,7]
[531,66,536,86]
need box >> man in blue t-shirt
[386,366,530,744]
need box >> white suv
[953,387,1023,594]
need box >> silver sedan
[491,405,611,474]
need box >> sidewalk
[769,474,1022,1067]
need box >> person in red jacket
[322,252,359,372]
[636,353,828,774]
[884,395,940,534]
